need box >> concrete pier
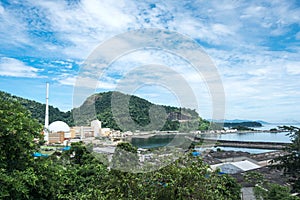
[199,139,289,150]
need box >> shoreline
[127,131,189,139]
[126,129,288,139]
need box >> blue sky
[0,0,300,123]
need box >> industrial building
[48,120,72,144]
[43,83,113,144]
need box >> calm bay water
[130,130,293,154]
[201,131,291,143]
[130,134,179,149]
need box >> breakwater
[199,139,288,150]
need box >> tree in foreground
[254,183,299,200]
[107,152,241,200]
[0,97,242,199]
[245,171,299,200]
[272,126,300,192]
[0,97,43,199]
[0,97,43,171]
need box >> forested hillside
[72,91,206,131]
[0,90,210,131]
[0,91,74,126]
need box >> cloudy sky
[0,0,299,123]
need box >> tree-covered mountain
[0,90,210,131]
[72,91,206,131]
[0,91,74,126]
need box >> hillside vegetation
[0,91,74,126]
[73,91,206,131]
[0,90,210,131]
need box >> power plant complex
[43,83,118,145]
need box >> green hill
[0,90,210,131]
[0,91,74,126]
[72,91,203,131]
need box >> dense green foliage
[0,91,74,126]
[198,118,211,131]
[272,126,300,192]
[244,171,299,200]
[254,183,299,200]
[73,91,210,131]
[0,97,42,171]
[0,97,241,199]
[111,142,139,171]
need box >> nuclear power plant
[43,83,124,145]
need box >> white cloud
[204,44,300,121]
[212,24,234,36]
[1,0,299,59]
[57,76,115,90]
[0,57,41,78]
[0,0,297,59]
[286,63,300,75]
[28,0,136,58]
[0,3,30,47]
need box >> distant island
[223,121,262,128]
[221,121,262,131]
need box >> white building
[71,120,110,139]
[48,121,71,144]
[91,119,102,137]
[210,159,261,174]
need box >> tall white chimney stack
[44,82,49,142]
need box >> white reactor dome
[49,121,70,133]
